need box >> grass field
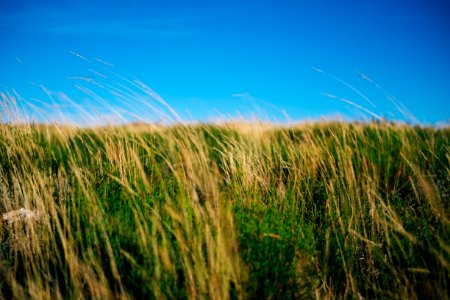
[0,120,449,299]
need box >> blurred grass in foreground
[0,120,449,299]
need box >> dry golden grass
[0,117,448,299]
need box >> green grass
[0,121,448,299]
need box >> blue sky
[1,0,449,124]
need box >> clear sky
[1,0,449,125]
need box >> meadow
[0,120,449,299]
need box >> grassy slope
[0,121,449,299]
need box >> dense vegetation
[0,121,448,299]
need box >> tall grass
[0,118,448,299]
